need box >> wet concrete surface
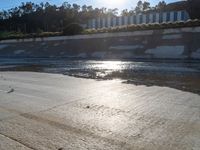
[0,71,200,150]
[0,59,200,95]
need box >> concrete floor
[0,72,200,150]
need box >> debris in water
[7,88,14,94]
[0,75,6,80]
[86,106,90,109]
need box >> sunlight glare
[96,61,124,70]
[100,0,126,9]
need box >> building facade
[87,10,190,29]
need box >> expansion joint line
[0,132,37,150]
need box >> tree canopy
[0,0,199,33]
[0,2,119,33]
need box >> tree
[187,0,200,19]
[63,23,83,35]
[143,1,150,11]
[135,0,143,14]
[107,8,118,17]
[0,11,4,20]
[156,1,167,10]
[121,9,129,16]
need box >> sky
[0,0,179,11]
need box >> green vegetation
[63,23,83,35]
[0,31,24,39]
[0,0,200,34]
[0,31,61,40]
[0,0,200,40]
[0,19,200,40]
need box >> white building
[87,10,190,29]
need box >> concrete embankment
[0,72,200,149]
[0,27,200,60]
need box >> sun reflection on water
[87,61,127,71]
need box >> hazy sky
[0,0,179,11]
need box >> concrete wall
[0,27,200,60]
[88,10,190,29]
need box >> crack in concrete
[0,132,36,150]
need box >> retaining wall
[0,26,200,60]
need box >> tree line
[0,0,199,33]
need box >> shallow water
[0,58,200,94]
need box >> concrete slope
[0,27,200,59]
[0,72,200,150]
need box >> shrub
[36,28,43,34]
[189,19,200,26]
[177,21,185,26]
[83,19,200,34]
[63,23,83,35]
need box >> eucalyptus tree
[187,0,200,19]
[143,1,151,11]
[156,1,167,10]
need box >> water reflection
[0,58,200,94]
[88,61,125,70]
